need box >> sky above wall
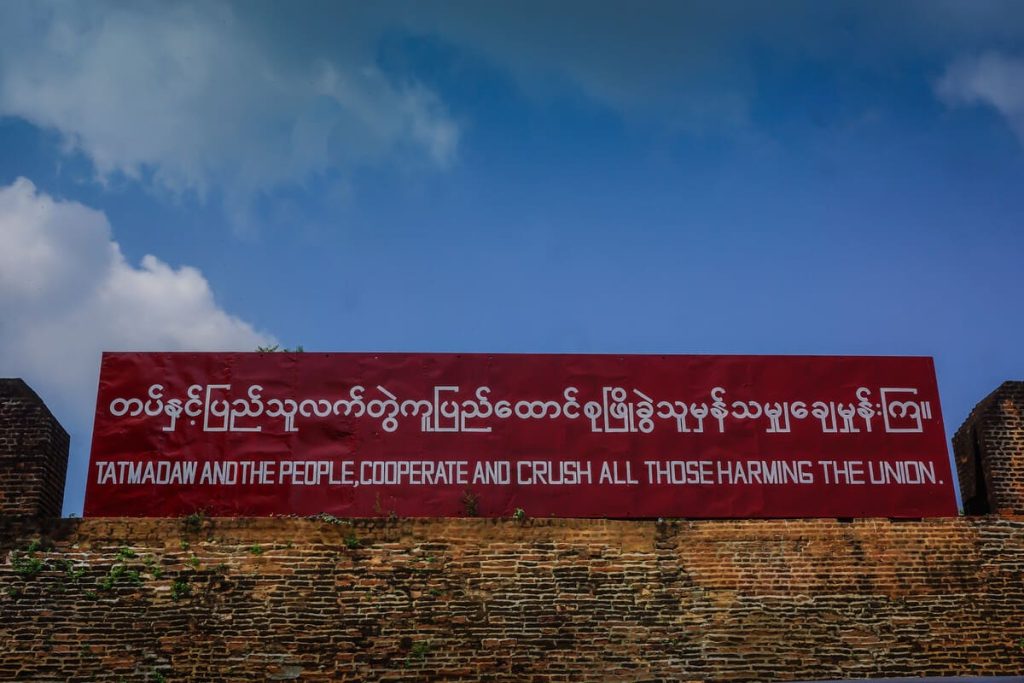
[1,1,1022,515]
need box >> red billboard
[84,352,958,518]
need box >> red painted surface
[84,352,957,518]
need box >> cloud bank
[2,0,1024,226]
[0,1,458,226]
[0,177,273,424]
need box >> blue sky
[0,1,1022,514]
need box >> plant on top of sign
[256,344,304,352]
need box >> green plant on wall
[170,578,191,601]
[180,511,207,534]
[11,540,45,578]
[12,553,44,578]
[59,559,87,584]
[402,640,431,667]
[143,556,163,579]
[96,547,146,593]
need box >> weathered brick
[0,379,69,518]
[953,380,1024,515]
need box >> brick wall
[0,516,1022,681]
[953,381,1024,515]
[1,379,1023,681]
[0,379,69,518]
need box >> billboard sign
[84,352,957,517]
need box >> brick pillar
[952,381,1024,515]
[0,379,69,518]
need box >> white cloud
[0,1,458,225]
[0,177,273,424]
[2,0,1021,223]
[936,52,1024,143]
